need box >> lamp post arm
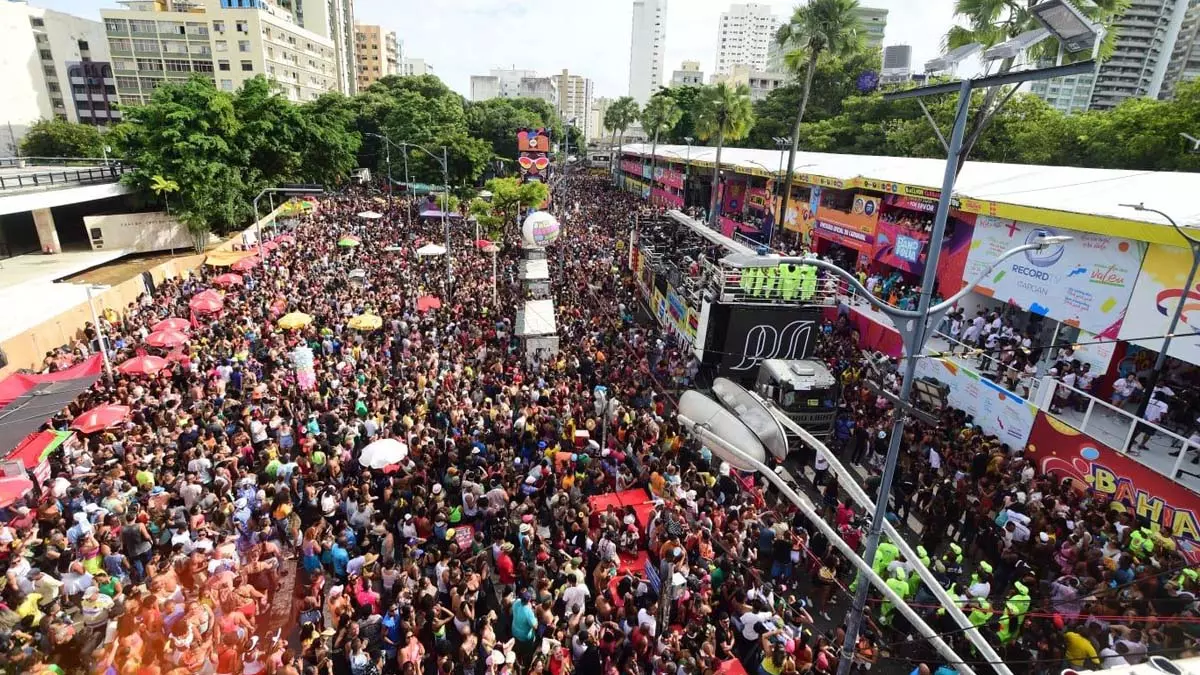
[1146,207,1200,248]
[930,241,1046,313]
[676,415,975,675]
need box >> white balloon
[522,211,561,247]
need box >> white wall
[628,0,666,104]
[0,3,47,153]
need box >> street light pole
[1119,203,1200,425]
[85,284,112,379]
[683,137,693,207]
[442,145,451,290]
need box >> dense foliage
[19,118,105,158]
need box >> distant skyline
[28,0,970,98]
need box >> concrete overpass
[0,159,134,255]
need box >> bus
[754,359,840,439]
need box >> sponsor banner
[650,188,683,208]
[1073,327,1118,375]
[719,306,820,375]
[664,285,696,343]
[873,220,929,272]
[812,194,879,253]
[1026,414,1200,555]
[84,211,214,253]
[814,219,873,253]
[658,169,684,189]
[964,216,1146,336]
[794,173,845,190]
[721,181,747,216]
[1118,243,1200,366]
[621,160,644,176]
[783,187,820,241]
[651,288,667,324]
[914,358,1036,446]
[746,188,771,212]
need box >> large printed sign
[873,220,929,271]
[720,306,820,375]
[1118,243,1200,367]
[746,188,771,212]
[783,188,820,241]
[964,216,1146,336]
[1026,414,1200,553]
[622,160,644,177]
[813,194,880,254]
[657,169,684,190]
[913,358,1037,446]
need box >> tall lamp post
[253,185,322,270]
[85,284,113,378]
[367,132,415,224]
[1119,204,1200,426]
[369,135,452,287]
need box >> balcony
[110,47,132,57]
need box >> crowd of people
[0,171,1197,675]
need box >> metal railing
[0,164,129,191]
[0,156,115,168]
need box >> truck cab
[754,359,840,439]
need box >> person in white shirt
[1132,396,1169,452]
[1100,643,1131,668]
[1110,374,1143,408]
[561,577,591,616]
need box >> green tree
[945,0,1129,169]
[775,0,864,228]
[603,96,640,178]
[465,99,548,161]
[483,177,550,233]
[468,197,505,239]
[19,118,105,158]
[654,85,703,144]
[640,93,683,183]
[295,93,362,187]
[694,82,755,226]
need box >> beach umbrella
[338,235,361,248]
[416,243,446,257]
[213,273,243,287]
[359,438,408,469]
[416,296,442,312]
[231,256,261,272]
[71,404,131,434]
[0,475,34,508]
[117,355,169,376]
[348,314,383,331]
[278,312,314,330]
[269,297,288,315]
[261,240,280,252]
[146,329,189,349]
[151,318,190,332]
[189,290,224,315]
[474,239,494,250]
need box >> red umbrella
[213,273,244,287]
[261,240,280,252]
[0,475,33,508]
[151,317,191,332]
[189,290,224,315]
[474,239,494,250]
[166,350,192,367]
[71,404,131,434]
[146,329,189,349]
[231,256,261,272]
[416,295,442,312]
[274,234,296,244]
[117,355,169,376]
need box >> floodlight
[983,28,1051,61]
[925,42,981,72]
[1030,0,1100,53]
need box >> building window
[165,59,191,72]
[116,76,138,89]
[241,60,253,71]
[213,20,225,33]
[49,82,62,93]
[215,40,228,52]
[238,40,250,52]
[133,39,159,53]
[129,20,156,33]
[30,16,45,27]
[193,60,214,73]
[136,58,162,71]
[105,19,125,32]
[218,60,230,71]
[220,79,234,90]
[236,21,248,33]
[39,49,53,61]
[43,65,57,77]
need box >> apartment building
[354,22,397,90]
[554,69,594,139]
[715,3,780,76]
[671,60,704,86]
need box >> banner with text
[621,160,644,177]
[651,188,684,209]
[657,169,684,189]
[1026,414,1200,555]
[812,194,879,254]
[1118,243,1200,367]
[783,187,820,241]
[964,216,1146,336]
[914,357,1037,446]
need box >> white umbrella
[416,243,447,257]
[357,211,383,219]
[359,438,409,469]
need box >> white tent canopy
[515,299,557,336]
[359,438,408,469]
[416,243,447,257]
[519,259,550,281]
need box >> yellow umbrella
[278,312,314,330]
[348,313,383,331]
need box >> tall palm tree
[640,94,683,192]
[607,96,640,184]
[694,82,754,228]
[775,0,863,234]
[603,105,620,180]
[945,0,1128,170]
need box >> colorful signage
[621,160,644,176]
[746,188,771,212]
[658,169,684,190]
[721,181,747,216]
[783,187,820,241]
[873,220,929,270]
[1026,414,1200,551]
[964,216,1147,336]
[913,357,1037,446]
[650,188,684,208]
[812,194,880,253]
[1118,243,1200,367]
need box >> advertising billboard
[719,306,820,375]
[85,212,214,253]
[913,357,1037,446]
[1025,414,1200,556]
[783,187,820,240]
[812,194,880,254]
[871,215,975,297]
[963,216,1147,336]
[657,168,684,189]
[1118,243,1200,366]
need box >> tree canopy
[20,118,105,158]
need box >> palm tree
[640,94,683,192]
[694,82,754,228]
[775,0,863,234]
[945,0,1128,169]
[606,96,640,184]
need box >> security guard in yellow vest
[880,566,910,626]
[762,265,779,298]
[780,264,801,300]
[996,581,1032,644]
[965,597,992,628]
[798,265,817,300]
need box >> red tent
[6,430,71,469]
[117,355,169,376]
[0,354,103,454]
[146,330,189,349]
[231,256,261,272]
[0,475,33,507]
[416,296,442,312]
[189,290,224,315]
[212,273,244,287]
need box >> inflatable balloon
[522,211,561,247]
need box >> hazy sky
[32,0,971,98]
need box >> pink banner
[658,169,684,190]
[746,188,771,212]
[651,188,683,208]
[621,160,643,176]
[719,217,761,237]
[721,182,746,215]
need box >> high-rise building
[715,3,780,76]
[881,45,911,84]
[1160,0,1200,99]
[1029,65,1097,114]
[353,23,397,90]
[628,0,667,104]
[101,0,338,107]
[555,69,594,140]
[469,68,540,101]
[517,76,557,103]
[0,1,116,150]
[279,0,355,94]
[399,57,431,76]
[587,96,611,143]
[671,60,704,86]
[1089,0,1194,109]
[854,5,888,47]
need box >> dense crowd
[0,172,1197,675]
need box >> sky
[32,0,970,98]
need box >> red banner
[658,169,684,190]
[651,188,683,208]
[621,160,644,177]
[1025,413,1200,557]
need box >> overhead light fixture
[1030,0,1100,53]
[925,42,981,73]
[983,27,1051,61]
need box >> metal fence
[0,164,129,191]
[0,156,114,168]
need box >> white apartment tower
[555,69,594,140]
[1089,0,1194,109]
[716,3,780,76]
[280,0,355,94]
[628,0,666,104]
